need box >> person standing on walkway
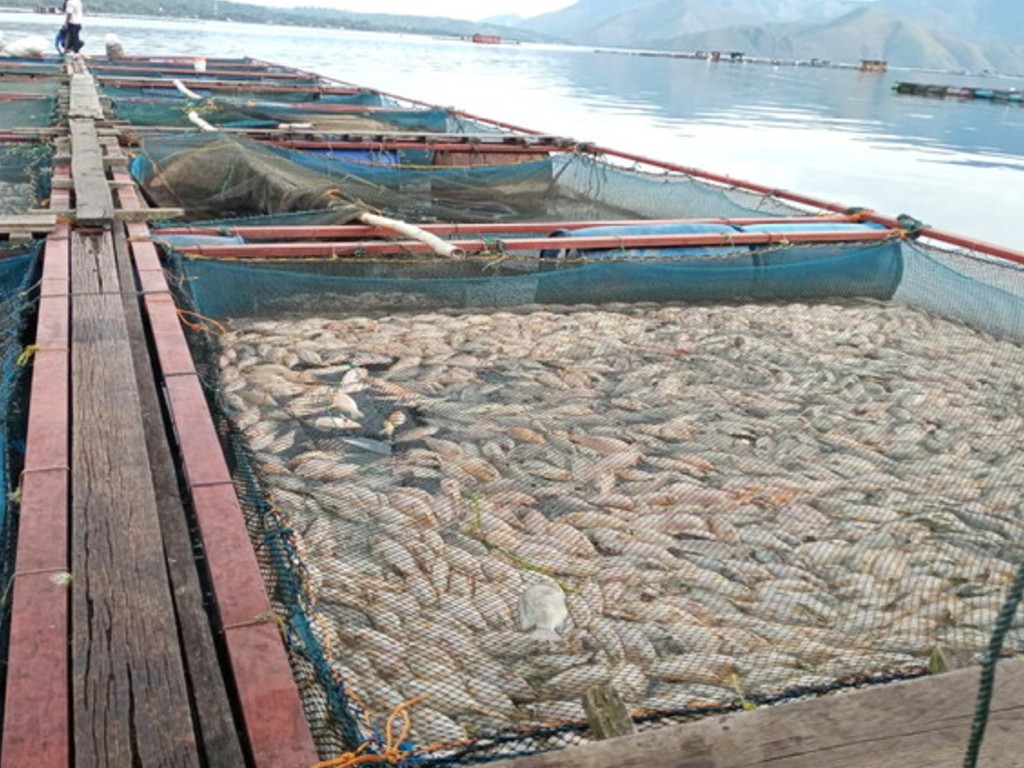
[64,0,84,55]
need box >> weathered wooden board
[489,659,1024,768]
[69,119,115,225]
[70,231,201,768]
[110,222,248,766]
[0,213,57,233]
[69,73,105,119]
[70,222,119,293]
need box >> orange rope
[175,307,228,335]
[309,693,429,768]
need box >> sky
[247,1,579,21]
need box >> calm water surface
[4,13,1023,249]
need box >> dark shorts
[66,23,83,53]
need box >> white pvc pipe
[173,78,202,100]
[187,110,217,132]
[358,212,465,259]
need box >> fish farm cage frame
[0,52,1019,768]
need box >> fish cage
[3,54,1021,768]
[132,121,1024,764]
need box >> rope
[176,307,228,335]
[14,344,38,366]
[896,213,929,239]
[310,693,429,768]
[962,557,1024,768]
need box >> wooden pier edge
[4,68,316,768]
[111,157,319,767]
[489,658,1024,768]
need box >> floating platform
[0,52,1022,768]
[893,81,1024,102]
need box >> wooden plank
[32,205,186,221]
[489,659,1024,768]
[114,207,186,222]
[0,213,57,233]
[69,119,114,225]
[51,177,137,190]
[110,222,248,766]
[70,231,201,768]
[69,73,104,119]
[69,225,120,295]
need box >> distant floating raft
[893,82,1024,103]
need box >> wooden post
[582,684,637,741]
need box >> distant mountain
[482,15,527,27]
[519,0,866,44]
[520,0,1024,72]
[874,0,1024,45]
[647,6,1023,71]
[2,0,558,42]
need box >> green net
[132,132,801,225]
[133,107,1024,763]
[109,91,451,131]
[0,82,59,130]
[0,143,54,215]
[102,83,385,105]
[0,243,43,709]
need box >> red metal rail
[172,227,900,259]
[89,64,321,80]
[99,77,367,97]
[156,215,865,241]
[263,138,568,152]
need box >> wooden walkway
[1,63,317,768]
[488,658,1024,768]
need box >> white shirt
[66,0,83,25]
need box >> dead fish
[332,389,365,419]
[518,579,569,642]
[312,415,362,431]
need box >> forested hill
[2,0,556,42]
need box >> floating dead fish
[518,580,569,642]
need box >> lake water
[3,12,1023,250]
